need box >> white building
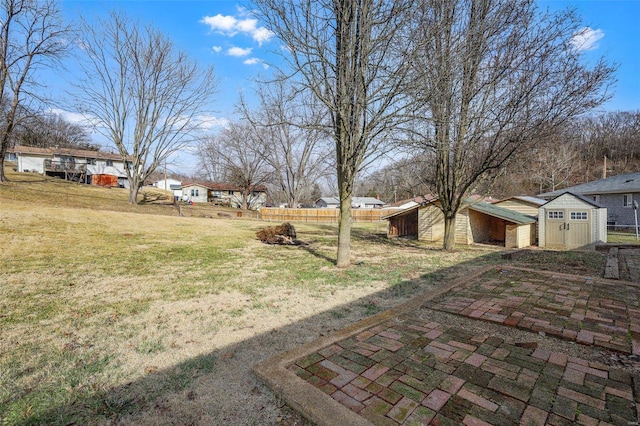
[153,178,183,199]
[6,145,130,188]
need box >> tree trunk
[0,140,7,182]
[336,193,352,267]
[242,189,249,210]
[442,214,456,251]
[128,185,140,204]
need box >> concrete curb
[252,265,495,426]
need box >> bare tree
[527,141,580,193]
[238,80,331,209]
[199,121,273,210]
[15,111,94,149]
[73,12,218,203]
[0,0,71,181]
[253,0,415,267]
[407,0,616,250]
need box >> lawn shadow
[21,249,608,425]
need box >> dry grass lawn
[0,173,608,425]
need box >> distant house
[538,192,607,250]
[538,172,640,228]
[315,196,385,209]
[154,178,182,199]
[384,199,536,249]
[6,145,130,188]
[181,182,268,209]
[315,197,340,208]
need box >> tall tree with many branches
[74,12,218,203]
[406,0,616,250]
[238,80,331,209]
[199,121,273,210]
[0,0,71,182]
[253,0,415,267]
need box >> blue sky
[48,0,640,171]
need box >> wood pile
[256,222,299,245]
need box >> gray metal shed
[538,192,607,250]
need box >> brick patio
[256,266,640,426]
[422,267,640,355]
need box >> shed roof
[538,172,640,198]
[494,195,546,206]
[540,191,606,209]
[382,200,536,225]
[468,201,537,225]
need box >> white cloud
[252,27,274,45]
[200,13,274,46]
[570,27,604,51]
[193,114,229,131]
[236,17,258,33]
[212,46,222,53]
[243,58,269,69]
[47,108,97,127]
[227,46,252,57]
[200,14,237,32]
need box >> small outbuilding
[538,192,607,250]
[492,196,546,217]
[384,199,537,248]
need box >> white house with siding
[6,145,130,187]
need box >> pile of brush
[256,222,298,245]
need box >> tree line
[1,0,618,265]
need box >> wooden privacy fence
[259,207,391,223]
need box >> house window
[570,212,588,220]
[5,152,17,161]
[87,158,96,165]
[228,190,234,195]
[547,211,564,220]
[195,189,199,197]
[106,160,114,167]
[623,194,633,207]
[592,195,600,203]
[191,189,195,197]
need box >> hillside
[0,169,255,219]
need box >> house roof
[538,172,640,198]
[494,195,546,206]
[317,197,340,205]
[182,182,268,192]
[8,144,126,161]
[316,197,386,206]
[353,197,385,206]
[540,191,606,209]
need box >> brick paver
[287,267,640,425]
[422,267,640,355]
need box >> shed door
[545,210,566,249]
[566,210,590,249]
[544,209,591,249]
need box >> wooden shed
[384,200,537,248]
[538,192,607,250]
[492,196,546,217]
